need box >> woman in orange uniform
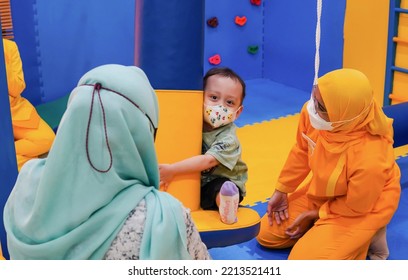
[256,68,401,260]
[3,38,55,171]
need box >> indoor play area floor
[208,79,408,260]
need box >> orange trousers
[13,118,55,170]
[256,192,376,260]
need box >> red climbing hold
[207,17,218,28]
[209,54,221,65]
[235,16,247,26]
[250,0,261,6]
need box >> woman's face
[312,86,330,122]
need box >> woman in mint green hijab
[3,64,210,260]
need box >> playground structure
[1,0,408,259]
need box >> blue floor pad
[235,78,310,127]
[388,155,408,260]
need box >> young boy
[159,67,248,224]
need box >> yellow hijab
[317,68,393,153]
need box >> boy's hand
[159,164,174,191]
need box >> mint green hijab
[3,64,192,260]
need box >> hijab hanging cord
[85,83,113,173]
[82,83,158,173]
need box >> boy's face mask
[203,104,240,128]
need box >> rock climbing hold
[209,54,221,65]
[207,17,219,28]
[235,16,247,26]
[247,45,259,54]
[250,0,261,6]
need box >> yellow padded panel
[343,0,389,104]
[237,114,299,206]
[154,90,260,247]
[396,145,408,159]
[191,208,260,232]
[154,90,203,211]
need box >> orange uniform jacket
[3,38,40,128]
[276,104,401,230]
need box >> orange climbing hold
[235,16,247,26]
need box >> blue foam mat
[236,79,310,127]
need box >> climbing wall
[204,0,263,80]
[204,0,345,92]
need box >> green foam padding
[35,94,69,131]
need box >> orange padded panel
[154,90,203,211]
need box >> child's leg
[367,226,389,260]
[217,181,239,224]
[201,177,231,210]
[201,178,242,224]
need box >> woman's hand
[285,209,318,239]
[267,190,289,226]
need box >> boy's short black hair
[203,67,246,104]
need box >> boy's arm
[159,154,218,189]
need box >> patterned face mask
[203,104,240,128]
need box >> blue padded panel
[383,102,408,148]
[263,0,345,92]
[0,36,18,260]
[12,0,135,104]
[204,0,263,80]
[10,0,43,106]
[388,155,408,260]
[209,236,291,260]
[137,0,204,90]
[200,222,260,249]
[236,79,309,127]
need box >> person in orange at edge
[256,68,401,260]
[0,244,4,260]
[3,38,55,171]
[159,67,248,225]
